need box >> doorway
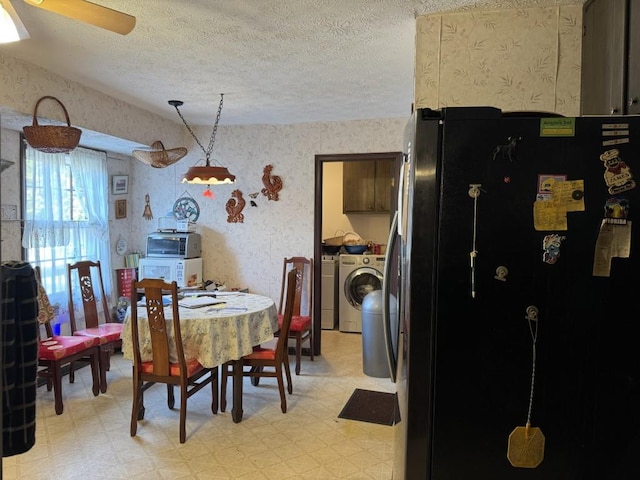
[313,152,402,356]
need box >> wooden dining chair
[130,278,218,444]
[35,266,101,415]
[67,260,123,394]
[275,257,313,375]
[220,268,297,414]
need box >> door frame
[313,151,402,355]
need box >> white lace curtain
[22,146,112,301]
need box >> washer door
[344,267,383,309]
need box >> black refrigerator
[383,107,640,479]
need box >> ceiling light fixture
[0,0,30,44]
[169,94,235,187]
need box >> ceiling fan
[21,0,135,35]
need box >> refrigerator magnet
[603,197,629,225]
[542,234,565,265]
[494,266,508,281]
[600,149,636,194]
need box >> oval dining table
[121,292,279,423]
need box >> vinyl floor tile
[2,330,394,479]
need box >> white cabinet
[321,257,338,329]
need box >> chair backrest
[34,265,54,339]
[274,268,298,362]
[67,260,110,332]
[277,257,313,317]
[130,277,185,377]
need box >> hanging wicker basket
[132,140,187,168]
[23,96,82,153]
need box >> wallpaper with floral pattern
[415,5,583,116]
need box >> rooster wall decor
[226,189,246,223]
[261,164,282,201]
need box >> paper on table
[178,297,226,308]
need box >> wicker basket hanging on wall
[23,96,82,154]
[132,141,187,168]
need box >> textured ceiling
[2,0,584,129]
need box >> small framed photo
[115,199,127,219]
[112,175,129,195]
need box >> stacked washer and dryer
[338,254,385,333]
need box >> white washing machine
[339,254,385,333]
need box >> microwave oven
[138,258,203,288]
[146,232,201,258]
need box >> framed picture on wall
[112,175,129,195]
[115,199,127,219]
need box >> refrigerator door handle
[383,210,399,382]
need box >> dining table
[120,291,279,423]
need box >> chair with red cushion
[130,278,218,443]
[220,268,297,414]
[35,266,101,415]
[67,260,123,393]
[275,257,313,375]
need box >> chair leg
[284,358,293,395]
[90,350,100,397]
[52,362,64,415]
[295,332,302,375]
[99,348,109,393]
[275,364,287,413]
[167,384,175,409]
[69,361,75,384]
[211,367,218,414]
[220,362,229,412]
[130,369,140,436]
[309,329,314,362]
[179,383,188,444]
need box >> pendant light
[169,94,235,185]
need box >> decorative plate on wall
[173,195,200,222]
[116,236,127,255]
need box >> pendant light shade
[181,165,235,184]
[169,94,235,186]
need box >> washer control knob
[362,256,370,264]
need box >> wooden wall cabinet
[581,0,640,115]
[343,159,393,213]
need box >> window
[22,144,112,331]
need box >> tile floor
[3,330,395,479]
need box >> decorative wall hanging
[23,96,82,153]
[143,194,153,220]
[261,164,282,201]
[115,199,127,219]
[131,140,187,168]
[249,192,259,207]
[226,190,245,223]
[111,175,129,195]
[169,94,236,186]
[173,192,200,222]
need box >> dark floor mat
[338,388,400,426]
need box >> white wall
[415,5,583,116]
[1,53,407,307]
[129,120,406,304]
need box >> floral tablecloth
[121,293,278,367]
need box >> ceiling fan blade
[24,0,135,35]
